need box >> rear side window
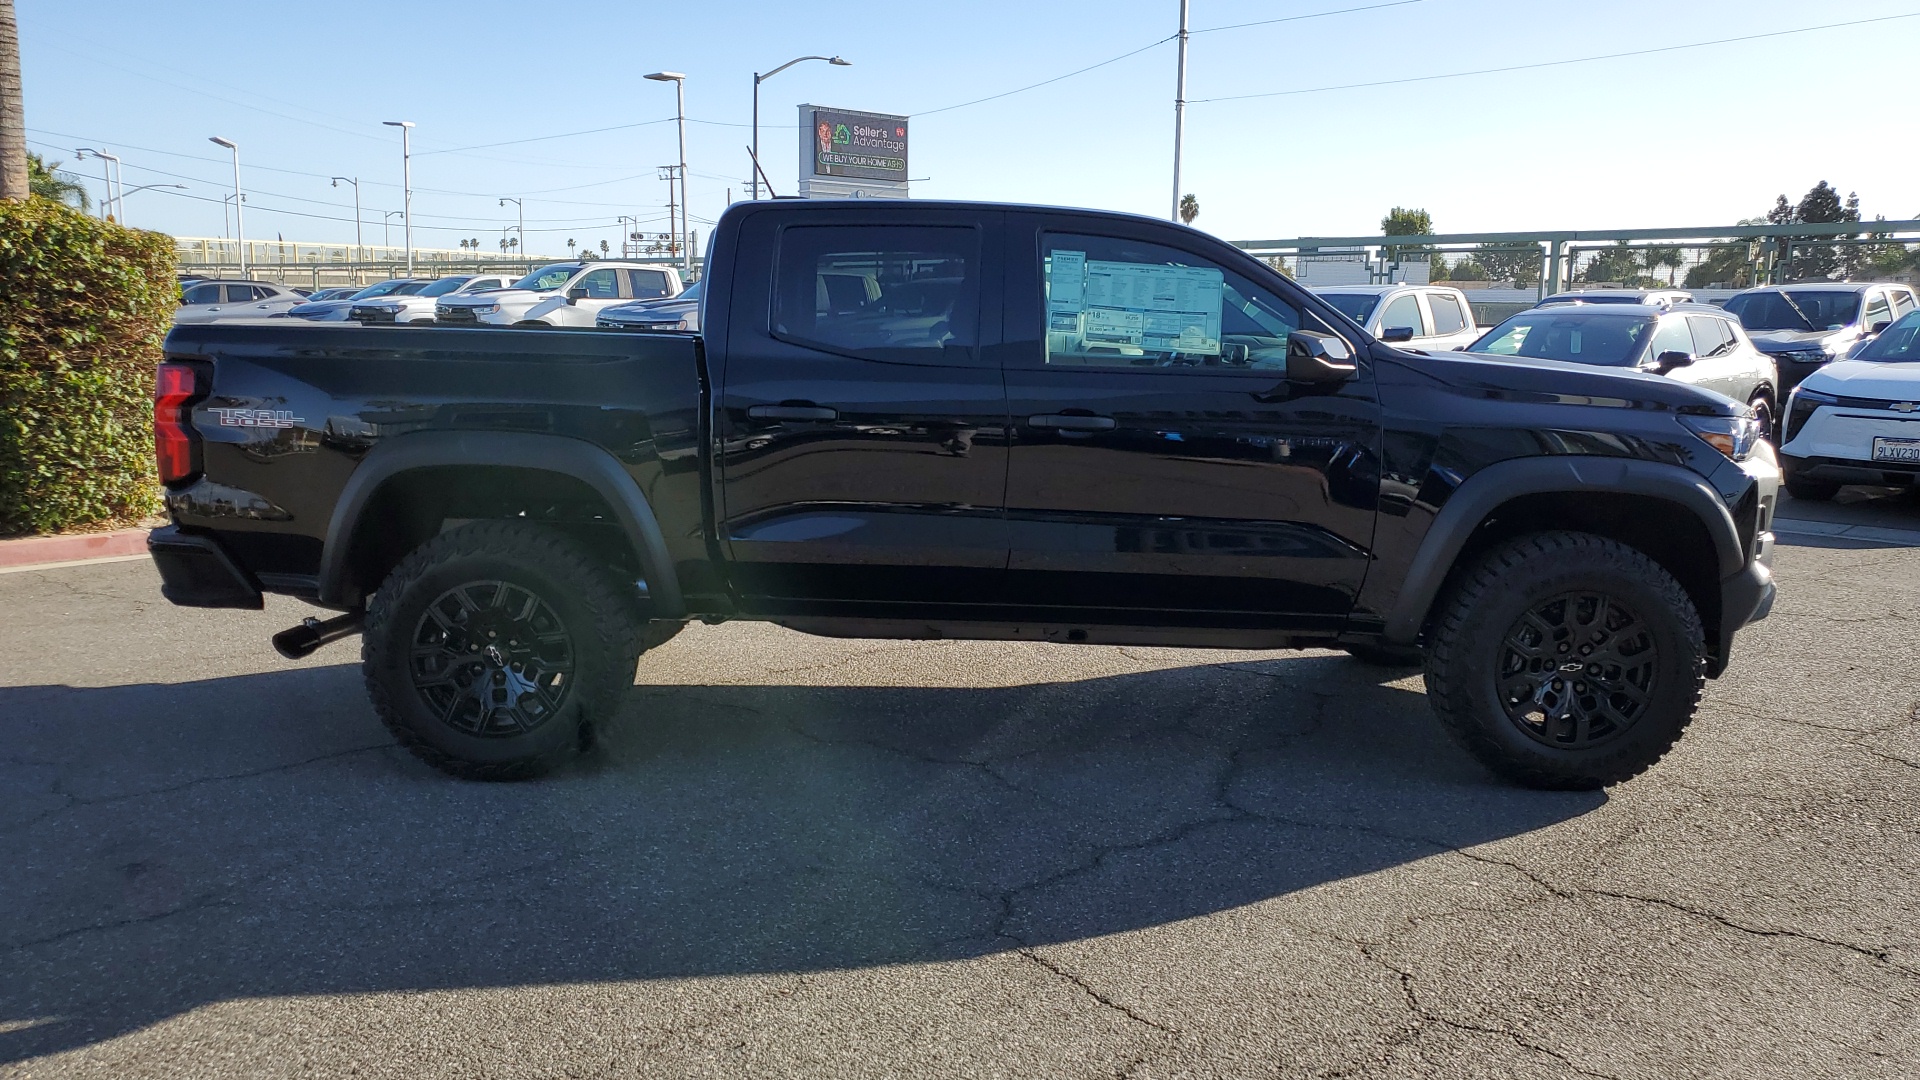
[1380,293,1425,336]
[1892,291,1916,317]
[1864,291,1893,328]
[222,284,255,303]
[626,269,671,299]
[1427,292,1467,334]
[1687,316,1736,358]
[773,225,978,362]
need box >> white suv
[434,262,683,327]
[1779,308,1920,500]
[350,274,513,325]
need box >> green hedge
[0,198,176,536]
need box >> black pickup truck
[150,199,1779,789]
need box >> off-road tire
[1746,392,1775,444]
[1423,531,1705,790]
[363,520,644,780]
[1342,643,1424,668]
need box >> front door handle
[1029,413,1116,431]
[748,404,839,422]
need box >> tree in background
[1765,181,1860,280]
[1474,243,1541,287]
[1642,244,1684,286]
[1582,240,1653,286]
[1381,206,1432,273]
[1178,194,1199,226]
[26,152,86,210]
[0,0,26,200]
[1446,255,1489,282]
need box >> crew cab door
[998,214,1381,631]
[715,206,1009,611]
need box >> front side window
[1379,293,1425,336]
[1470,312,1655,367]
[626,269,671,299]
[1427,292,1467,334]
[183,283,220,305]
[773,225,978,362]
[1041,232,1300,369]
[1646,317,1694,361]
[1319,292,1379,326]
[512,264,581,292]
[573,268,621,299]
[1856,310,1920,362]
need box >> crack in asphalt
[1013,947,1176,1034]
[1587,888,1918,977]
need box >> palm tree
[1178,193,1199,226]
[1643,245,1685,287]
[26,152,87,209]
[0,0,26,200]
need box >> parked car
[151,198,1779,792]
[434,262,683,327]
[1311,283,1480,351]
[595,281,703,331]
[349,274,514,325]
[287,279,426,322]
[304,287,364,303]
[1466,303,1780,435]
[1723,282,1919,397]
[175,280,309,323]
[1778,308,1920,500]
[1539,288,1694,308]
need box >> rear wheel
[362,520,644,780]
[1423,531,1704,790]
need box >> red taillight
[155,362,203,486]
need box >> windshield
[1855,310,1920,362]
[511,264,581,292]
[1318,293,1379,325]
[1725,290,1862,332]
[416,277,472,298]
[1469,311,1656,367]
[350,280,415,300]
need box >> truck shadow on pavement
[0,651,1603,1062]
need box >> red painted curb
[0,528,151,569]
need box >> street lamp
[644,72,692,278]
[75,148,123,221]
[751,56,849,201]
[382,121,415,276]
[209,137,244,278]
[499,196,525,271]
[332,177,363,263]
[382,209,404,251]
[116,183,185,226]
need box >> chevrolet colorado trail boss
[150,200,1780,789]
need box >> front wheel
[362,520,644,780]
[1782,460,1839,502]
[1423,532,1704,790]
[1746,392,1775,443]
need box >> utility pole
[752,55,851,201]
[1170,0,1189,223]
[500,196,524,271]
[658,167,680,265]
[332,177,362,263]
[646,72,691,277]
[383,120,414,276]
[209,137,244,278]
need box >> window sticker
[1047,250,1224,357]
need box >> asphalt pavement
[2,491,1916,1079]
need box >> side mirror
[1286,331,1358,384]
[1380,325,1416,343]
[1870,320,1891,334]
[566,286,589,304]
[1650,349,1695,374]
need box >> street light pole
[209,137,244,278]
[332,177,362,263]
[115,182,185,226]
[383,210,403,251]
[499,196,525,272]
[751,55,850,201]
[1170,0,1189,223]
[76,148,122,220]
[383,121,415,276]
[645,72,692,277]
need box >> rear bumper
[148,525,263,609]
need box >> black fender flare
[317,430,683,616]
[1382,455,1742,643]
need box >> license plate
[1872,437,1920,463]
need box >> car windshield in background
[416,277,472,298]
[1546,295,1645,305]
[512,265,580,291]
[1469,312,1655,367]
[1319,293,1379,325]
[1855,311,1920,362]
[351,280,413,300]
[1725,290,1861,332]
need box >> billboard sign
[804,107,908,183]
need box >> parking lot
[2,492,1916,1079]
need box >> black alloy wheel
[1496,591,1657,749]
[1747,394,1775,443]
[410,580,576,738]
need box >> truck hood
[1421,348,1744,415]
[1747,328,1852,355]
[439,289,547,309]
[601,297,698,322]
[287,299,358,318]
[1798,359,1920,401]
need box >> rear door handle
[1029,413,1116,431]
[748,404,839,421]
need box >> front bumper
[1705,443,1779,677]
[1781,454,1920,487]
[148,525,263,609]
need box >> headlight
[1782,387,1837,444]
[470,304,501,315]
[1679,413,1761,462]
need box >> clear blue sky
[16,0,1920,255]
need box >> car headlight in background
[1782,387,1838,445]
[1679,413,1761,462]
[467,304,501,315]
[1778,348,1830,365]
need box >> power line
[416,119,676,156]
[1191,0,1424,35]
[1192,11,1920,103]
